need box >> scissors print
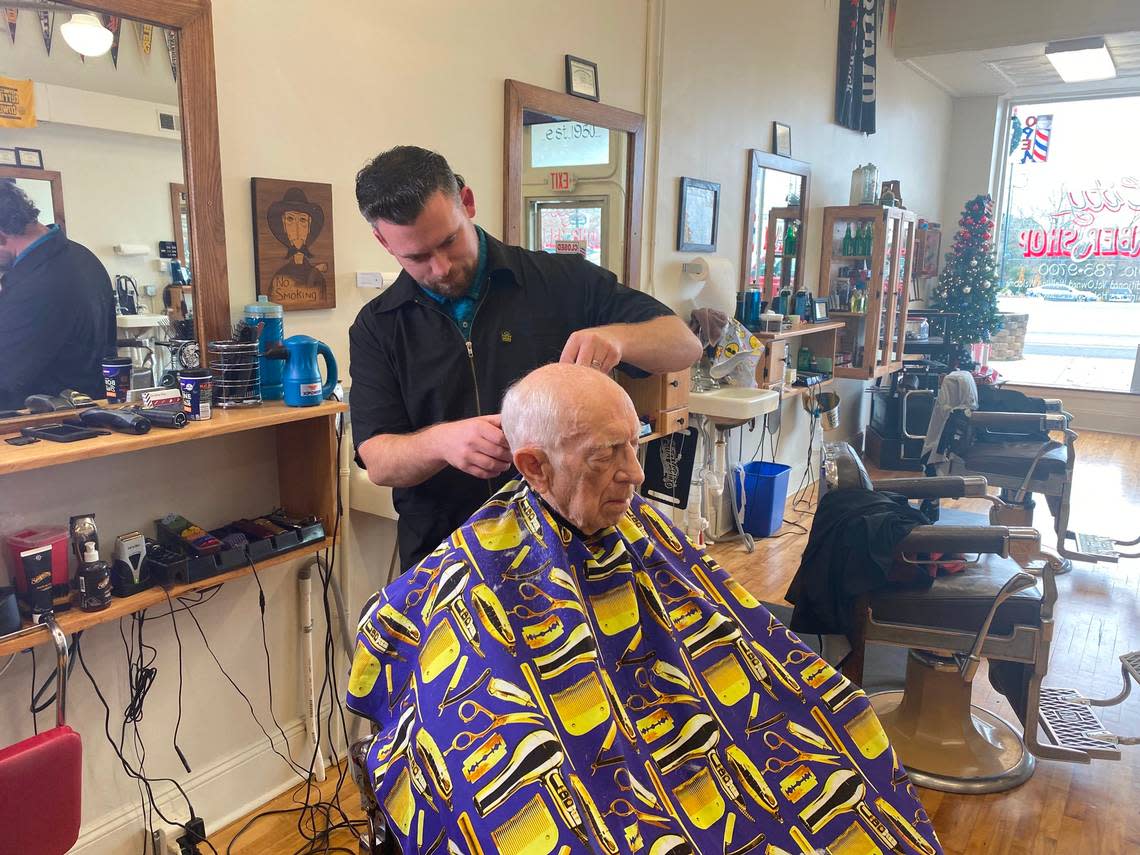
[762,730,841,774]
[448,700,544,754]
[625,666,702,712]
[783,649,815,667]
[509,581,586,619]
[653,568,708,606]
[605,798,672,829]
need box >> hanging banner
[835,0,878,134]
[165,29,178,81]
[38,11,53,55]
[134,21,153,56]
[1016,114,1052,164]
[0,76,36,128]
[4,8,16,44]
[103,15,121,67]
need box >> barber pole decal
[135,21,153,56]
[38,11,52,54]
[1017,114,1053,164]
[165,29,178,80]
[104,15,121,67]
[5,8,16,44]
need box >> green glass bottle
[784,220,798,256]
[842,223,854,256]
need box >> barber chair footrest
[1072,533,1120,563]
[1123,651,1140,686]
[1039,688,1121,760]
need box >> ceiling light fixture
[60,12,113,58]
[1045,36,1116,83]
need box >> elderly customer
[346,364,942,855]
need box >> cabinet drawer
[662,370,689,410]
[658,407,689,436]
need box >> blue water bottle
[244,295,284,400]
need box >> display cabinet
[817,205,916,380]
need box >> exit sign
[550,171,572,191]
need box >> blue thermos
[274,335,338,407]
[244,295,285,400]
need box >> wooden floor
[212,430,1140,854]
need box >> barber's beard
[420,259,477,300]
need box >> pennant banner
[0,75,36,128]
[835,0,879,135]
[103,15,121,67]
[165,29,178,81]
[4,8,16,44]
[38,11,53,55]
[135,20,153,55]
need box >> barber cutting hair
[350,145,701,568]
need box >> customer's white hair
[501,378,562,452]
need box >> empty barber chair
[927,371,1137,565]
[821,442,1120,794]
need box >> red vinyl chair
[0,616,82,855]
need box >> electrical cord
[163,590,194,776]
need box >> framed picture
[565,55,599,102]
[773,122,792,157]
[677,177,720,253]
[0,148,15,166]
[14,147,43,169]
[811,298,829,323]
[251,177,336,311]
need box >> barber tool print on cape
[251,177,336,310]
[347,481,943,854]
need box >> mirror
[742,150,811,301]
[505,80,646,288]
[0,0,228,424]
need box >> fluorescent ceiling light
[60,12,113,58]
[1045,37,1116,83]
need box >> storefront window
[993,95,1140,392]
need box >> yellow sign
[0,76,35,128]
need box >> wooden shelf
[766,378,836,398]
[0,537,334,657]
[754,320,846,341]
[0,400,347,477]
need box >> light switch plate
[356,272,385,289]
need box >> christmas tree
[932,194,1003,361]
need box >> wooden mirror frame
[0,166,65,233]
[68,0,230,346]
[504,79,646,288]
[741,149,811,295]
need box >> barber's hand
[560,327,623,373]
[439,414,512,479]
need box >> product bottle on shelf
[842,223,854,256]
[784,220,798,256]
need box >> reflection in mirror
[742,151,811,303]
[0,4,189,418]
[520,111,628,277]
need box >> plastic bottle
[77,542,112,612]
[245,295,285,400]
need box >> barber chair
[0,617,82,855]
[821,442,1131,794]
[930,373,1138,564]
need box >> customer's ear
[514,447,551,491]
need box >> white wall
[894,0,1140,58]
[939,95,1002,237]
[650,0,953,486]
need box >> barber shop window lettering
[251,177,337,310]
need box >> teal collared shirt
[418,226,488,341]
[11,224,61,268]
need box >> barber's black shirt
[349,233,673,567]
[0,232,115,410]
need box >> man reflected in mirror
[0,178,115,410]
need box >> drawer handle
[675,417,685,425]
[669,379,680,388]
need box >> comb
[844,707,889,759]
[547,672,607,736]
[489,793,559,855]
[701,654,750,707]
[826,821,882,855]
[420,619,460,683]
[589,581,640,636]
[672,767,726,830]
[384,767,415,836]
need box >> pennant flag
[165,29,178,81]
[38,11,53,55]
[103,15,121,67]
[5,8,16,44]
[134,20,153,56]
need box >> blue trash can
[733,461,792,538]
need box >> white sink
[688,387,780,423]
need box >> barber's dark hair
[355,145,463,225]
[0,178,40,236]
